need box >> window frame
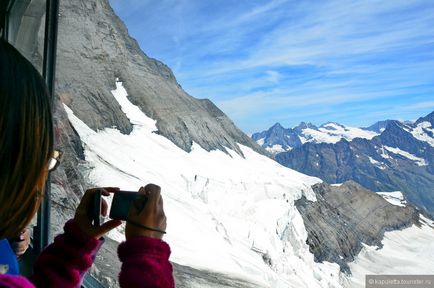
[2,0,59,255]
[2,1,106,286]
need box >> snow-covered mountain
[275,111,434,217]
[65,81,434,287]
[252,121,378,154]
[65,81,342,287]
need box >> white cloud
[265,70,282,83]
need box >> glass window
[7,0,46,73]
[5,0,54,273]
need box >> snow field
[65,81,434,288]
[383,146,427,166]
[347,222,434,288]
[411,121,434,147]
[303,123,378,144]
[376,191,407,207]
[65,81,343,287]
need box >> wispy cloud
[109,0,434,133]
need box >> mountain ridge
[273,111,434,216]
[252,120,379,153]
[56,0,264,157]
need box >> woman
[0,39,174,287]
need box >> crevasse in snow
[64,80,434,287]
[64,80,342,287]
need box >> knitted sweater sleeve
[0,220,102,288]
[30,219,103,288]
[118,236,175,288]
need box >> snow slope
[347,219,434,288]
[65,81,434,287]
[410,121,434,147]
[376,191,407,207]
[305,123,378,144]
[65,81,343,287]
[383,146,427,166]
[253,122,378,154]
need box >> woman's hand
[74,187,122,239]
[125,184,167,240]
[9,228,30,258]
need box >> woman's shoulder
[0,274,34,288]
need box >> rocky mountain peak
[56,0,263,157]
[416,110,434,125]
[364,120,393,133]
[295,121,317,131]
[275,111,434,217]
[271,122,284,130]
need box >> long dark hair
[0,39,53,238]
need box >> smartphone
[109,191,147,220]
[89,190,102,226]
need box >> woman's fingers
[133,184,161,216]
[94,219,122,236]
[101,187,120,196]
[126,184,167,239]
[145,184,161,202]
[75,187,121,239]
[158,193,164,210]
[79,187,118,212]
[101,198,108,217]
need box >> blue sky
[109,0,434,134]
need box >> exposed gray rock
[173,263,263,288]
[363,120,393,133]
[415,110,434,126]
[251,122,302,152]
[295,181,419,273]
[12,0,265,285]
[49,95,91,237]
[55,0,264,156]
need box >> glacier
[64,80,434,287]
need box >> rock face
[251,122,303,153]
[30,0,264,285]
[50,98,90,236]
[10,0,264,284]
[55,0,263,156]
[276,113,434,217]
[91,238,262,288]
[363,120,393,133]
[416,110,434,126]
[295,181,419,273]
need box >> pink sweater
[0,220,175,288]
